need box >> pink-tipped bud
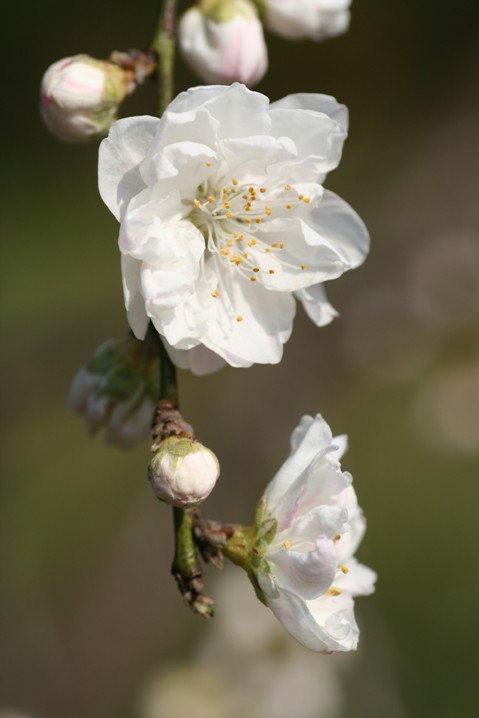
[40,54,129,142]
[179,0,268,87]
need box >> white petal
[265,585,358,652]
[295,283,339,327]
[269,105,347,178]
[165,83,272,138]
[98,116,158,220]
[121,255,149,339]
[155,257,296,367]
[306,190,370,270]
[162,340,226,376]
[267,537,338,600]
[264,414,335,514]
[335,557,377,597]
[271,93,348,133]
[291,504,348,542]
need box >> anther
[279,242,284,249]
[301,264,306,270]
[303,197,311,203]
[232,178,239,186]
[286,203,292,209]
[338,565,349,574]
[255,218,262,224]
[236,315,243,322]
[325,587,341,597]
[272,243,278,247]
[283,539,292,549]
[220,248,230,256]
[269,269,275,274]
[260,187,266,193]
[284,184,291,190]
[211,289,219,298]
[193,199,201,208]
[250,276,257,282]
[226,212,233,219]
[334,534,341,542]
[253,267,260,273]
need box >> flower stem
[158,336,178,406]
[152,0,178,116]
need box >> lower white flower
[255,414,376,652]
[99,84,369,373]
[265,0,351,42]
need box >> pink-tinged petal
[98,116,158,220]
[264,414,335,516]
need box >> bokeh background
[2,1,479,716]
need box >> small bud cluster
[69,336,158,448]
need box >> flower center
[188,176,310,285]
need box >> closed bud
[264,0,351,42]
[40,54,130,142]
[178,0,268,86]
[148,436,220,508]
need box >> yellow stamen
[236,315,243,322]
[245,218,251,224]
[286,203,292,209]
[303,197,311,203]
[193,199,201,208]
[207,196,214,203]
[220,248,230,256]
[338,564,349,574]
[253,267,260,273]
[260,187,266,193]
[250,276,257,282]
[272,243,278,248]
[334,534,341,542]
[283,539,292,549]
[255,218,262,224]
[205,161,212,167]
[279,242,284,249]
[226,212,233,219]
[232,178,239,186]
[227,239,234,247]
[301,264,306,270]
[284,184,291,190]
[243,253,249,259]
[269,269,275,274]
[298,194,304,200]
[211,289,219,298]
[223,201,230,209]
[325,587,341,597]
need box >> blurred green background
[2,1,479,716]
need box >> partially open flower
[40,54,130,142]
[179,0,268,86]
[148,436,220,508]
[251,414,376,652]
[264,0,351,42]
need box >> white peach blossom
[256,414,376,652]
[99,84,369,372]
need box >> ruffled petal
[98,116,158,220]
[162,339,227,376]
[306,190,370,270]
[121,255,149,340]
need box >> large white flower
[264,0,351,42]
[256,414,376,652]
[99,84,369,372]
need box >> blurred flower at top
[264,0,351,42]
[413,362,479,454]
[138,566,346,718]
[178,0,268,86]
[69,335,158,448]
[40,55,131,142]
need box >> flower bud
[69,336,159,448]
[40,55,130,142]
[148,436,220,508]
[178,0,268,86]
